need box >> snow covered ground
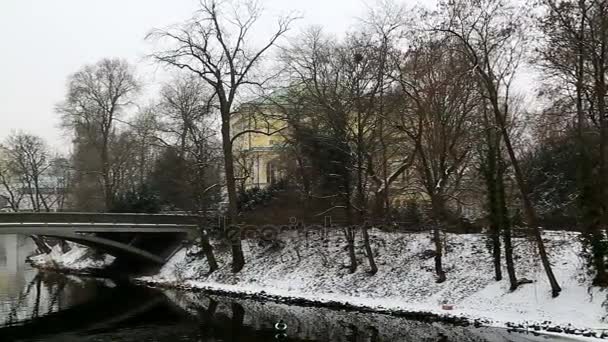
[138,228,608,337]
[29,242,115,273]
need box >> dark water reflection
[0,235,579,342]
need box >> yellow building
[231,102,419,202]
[231,104,288,189]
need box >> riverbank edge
[133,277,604,341]
[26,257,604,341]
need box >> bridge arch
[34,231,166,264]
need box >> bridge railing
[0,212,201,226]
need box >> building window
[266,161,276,184]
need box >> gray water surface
[0,235,582,342]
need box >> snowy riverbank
[138,229,608,338]
[161,287,602,342]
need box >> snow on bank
[29,243,115,272]
[139,229,608,334]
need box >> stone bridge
[0,212,201,267]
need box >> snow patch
[29,242,115,272]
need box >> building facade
[231,105,288,190]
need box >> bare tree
[536,0,608,286]
[0,154,24,212]
[0,133,56,254]
[1,133,54,212]
[281,27,400,274]
[147,0,298,272]
[360,3,413,221]
[281,28,360,272]
[47,156,71,211]
[154,74,220,273]
[130,106,161,187]
[57,58,139,211]
[478,97,519,289]
[435,0,562,296]
[391,39,480,283]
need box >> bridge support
[5,234,19,274]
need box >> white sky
[2,0,536,156]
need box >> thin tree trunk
[362,224,378,275]
[502,223,518,290]
[431,195,446,283]
[488,88,561,296]
[34,174,50,212]
[482,104,503,282]
[355,126,377,274]
[199,225,218,273]
[592,6,608,285]
[491,216,502,281]
[483,127,503,282]
[497,154,518,290]
[345,226,357,273]
[101,137,113,211]
[342,152,358,273]
[433,225,446,283]
[221,113,245,273]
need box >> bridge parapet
[0,212,201,236]
[0,212,201,225]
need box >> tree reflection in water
[0,273,576,342]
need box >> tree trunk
[342,154,357,273]
[491,219,502,281]
[431,195,446,283]
[483,127,503,282]
[502,222,518,291]
[362,224,378,275]
[199,226,218,273]
[481,111,502,281]
[34,173,50,212]
[355,128,377,274]
[488,87,561,296]
[592,9,608,285]
[101,137,113,211]
[497,155,518,290]
[221,114,245,273]
[433,225,446,283]
[344,226,357,273]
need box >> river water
[0,235,582,342]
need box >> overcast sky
[0,0,446,154]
